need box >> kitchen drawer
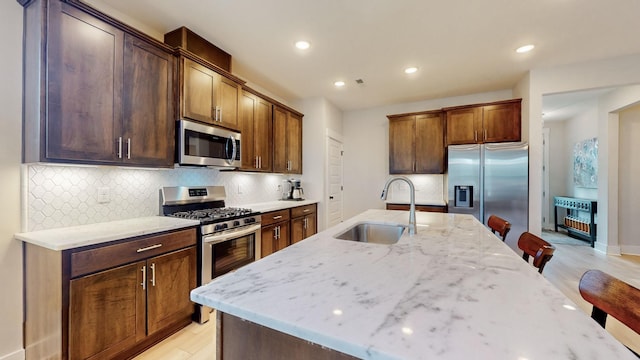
[291,204,317,218]
[261,209,290,226]
[70,228,197,278]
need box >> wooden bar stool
[517,232,555,274]
[579,269,640,356]
[487,215,511,242]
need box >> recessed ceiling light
[516,44,535,53]
[334,81,345,87]
[295,40,310,50]
[404,67,418,74]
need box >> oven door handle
[203,223,262,245]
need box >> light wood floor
[135,231,640,359]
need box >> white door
[327,137,343,227]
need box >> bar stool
[487,215,511,242]
[579,269,640,356]
[517,232,555,274]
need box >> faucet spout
[381,176,417,235]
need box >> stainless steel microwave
[177,119,241,168]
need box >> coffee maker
[281,179,304,200]
[291,179,304,200]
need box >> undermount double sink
[334,222,407,245]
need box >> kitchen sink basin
[334,222,406,245]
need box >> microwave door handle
[232,136,237,161]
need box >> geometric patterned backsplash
[25,164,288,231]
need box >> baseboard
[0,349,25,360]
[620,245,640,256]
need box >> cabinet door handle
[273,215,283,220]
[127,138,131,160]
[304,217,307,229]
[483,128,487,141]
[474,130,478,143]
[259,156,262,169]
[141,265,146,290]
[219,106,223,122]
[150,263,156,287]
[117,137,123,159]
[136,244,162,253]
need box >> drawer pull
[273,215,283,220]
[303,209,310,213]
[136,244,162,253]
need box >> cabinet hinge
[341,186,343,191]
[341,151,344,156]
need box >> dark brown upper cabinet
[388,111,445,174]
[179,56,240,131]
[445,99,521,145]
[273,105,303,174]
[239,89,273,172]
[22,0,175,167]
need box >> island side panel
[24,243,64,359]
[218,311,359,360]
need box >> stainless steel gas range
[160,186,261,323]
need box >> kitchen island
[191,210,637,359]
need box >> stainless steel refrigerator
[447,142,529,243]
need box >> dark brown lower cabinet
[291,204,317,244]
[24,228,197,360]
[218,311,358,360]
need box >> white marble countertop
[14,216,200,251]
[236,199,318,213]
[191,209,637,360]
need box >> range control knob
[233,220,240,227]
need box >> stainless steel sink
[334,223,406,244]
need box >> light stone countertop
[191,209,637,360]
[237,199,318,213]
[14,216,200,251]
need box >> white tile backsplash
[385,174,445,204]
[25,164,288,231]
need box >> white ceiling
[91,0,640,111]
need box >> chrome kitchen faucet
[381,176,416,235]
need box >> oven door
[178,119,241,168]
[202,223,261,284]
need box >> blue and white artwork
[574,137,598,188]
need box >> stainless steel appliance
[292,179,304,200]
[447,142,529,242]
[160,185,261,323]
[176,119,241,168]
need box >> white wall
[0,2,25,359]
[618,105,640,253]
[526,55,640,253]
[342,90,513,219]
[562,101,599,200]
[298,97,343,231]
[543,121,567,228]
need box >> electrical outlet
[97,187,110,204]
[237,184,243,194]
[277,184,282,192]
